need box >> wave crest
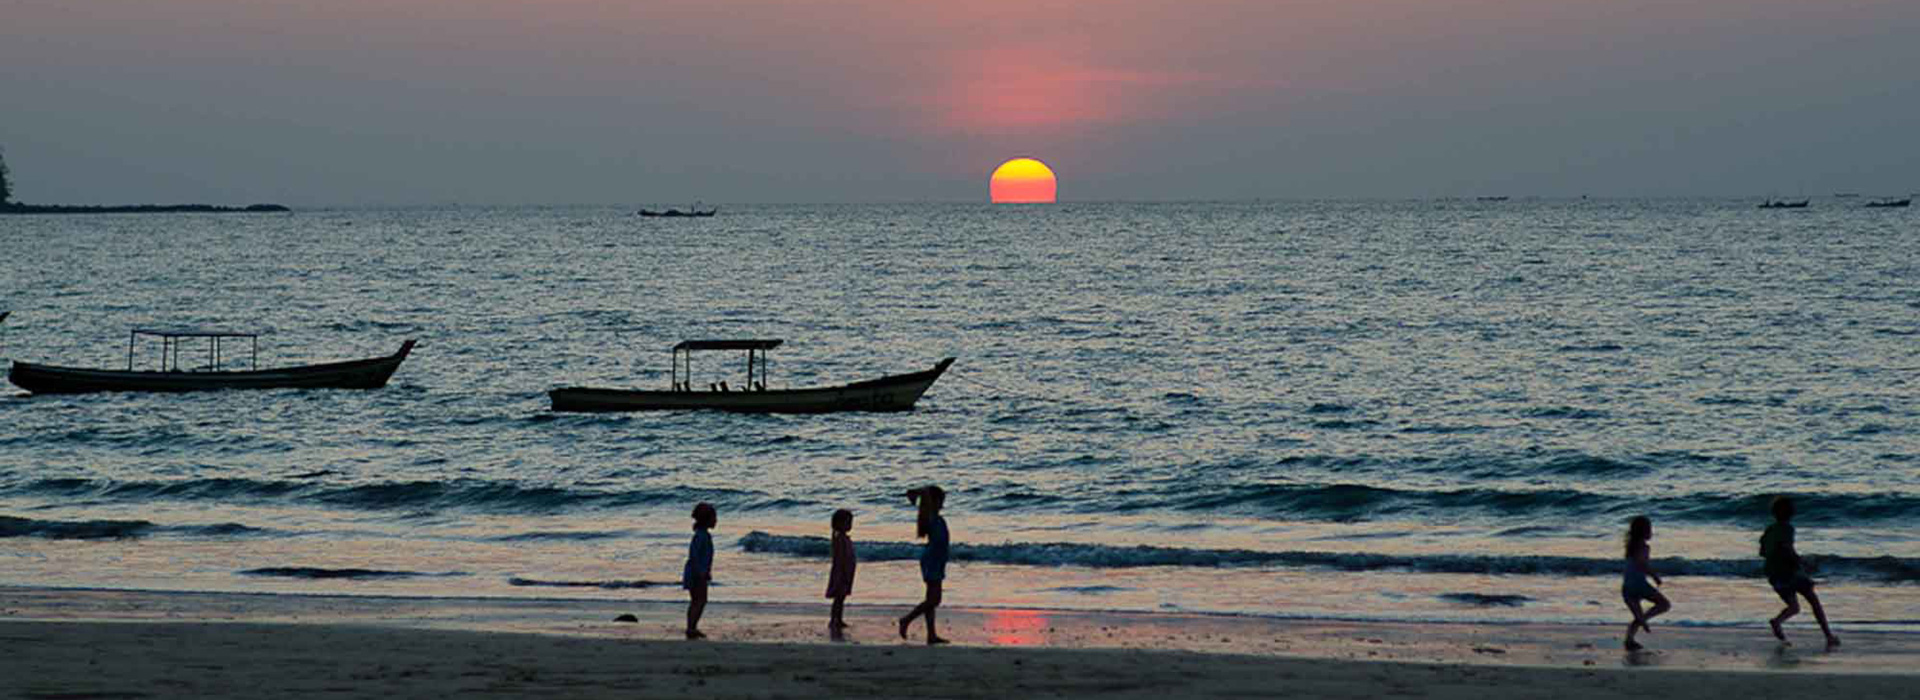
[739,532,1920,582]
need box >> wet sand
[3,586,1915,698]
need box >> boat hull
[550,358,954,413]
[7,340,415,394]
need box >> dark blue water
[2,201,1916,625]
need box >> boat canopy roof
[132,328,259,339]
[673,339,783,351]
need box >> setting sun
[989,158,1057,203]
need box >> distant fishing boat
[1476,196,1510,202]
[550,339,953,413]
[8,329,415,394]
[1865,197,1911,208]
[1758,199,1809,209]
[637,202,717,218]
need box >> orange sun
[990,158,1057,203]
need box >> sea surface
[2,200,1916,631]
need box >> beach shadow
[1622,649,1665,668]
[1764,645,1804,669]
[1762,641,1841,670]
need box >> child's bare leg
[1643,591,1671,631]
[686,585,708,639]
[899,597,929,639]
[1624,597,1647,650]
[924,582,948,645]
[1770,590,1799,643]
[1803,588,1838,646]
[926,607,947,644]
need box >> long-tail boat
[8,329,415,394]
[550,339,953,413]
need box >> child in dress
[683,502,717,640]
[1620,516,1671,651]
[898,486,950,645]
[1762,496,1839,648]
[826,509,857,637]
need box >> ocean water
[2,200,1916,630]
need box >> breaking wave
[1,515,275,540]
[740,532,1920,582]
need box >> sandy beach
[4,587,1916,699]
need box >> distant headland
[0,202,291,214]
[0,148,290,214]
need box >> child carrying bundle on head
[898,486,950,645]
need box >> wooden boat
[8,329,415,394]
[550,339,954,413]
[1758,199,1809,209]
[1865,197,1911,208]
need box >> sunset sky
[3,0,1916,204]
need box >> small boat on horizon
[638,202,718,218]
[1758,199,1810,209]
[1865,197,1911,208]
[8,329,415,394]
[549,339,953,413]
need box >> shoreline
[4,585,1915,673]
[5,588,1918,699]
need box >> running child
[1621,516,1671,651]
[1762,496,1839,648]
